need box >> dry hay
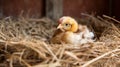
[0,14,120,67]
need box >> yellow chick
[50,16,94,44]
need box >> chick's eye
[65,23,70,26]
[65,24,68,26]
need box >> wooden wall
[0,0,45,18]
[63,0,110,18]
[112,0,120,19]
[0,0,119,19]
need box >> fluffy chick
[50,16,94,44]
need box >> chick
[50,16,94,44]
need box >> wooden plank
[112,0,120,19]
[63,0,110,17]
[109,0,113,16]
[0,0,44,18]
[46,0,63,21]
[0,0,3,18]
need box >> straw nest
[0,14,120,67]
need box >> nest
[0,14,120,67]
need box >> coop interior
[0,0,120,67]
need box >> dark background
[0,0,119,20]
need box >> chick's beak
[57,24,65,31]
[57,24,62,29]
